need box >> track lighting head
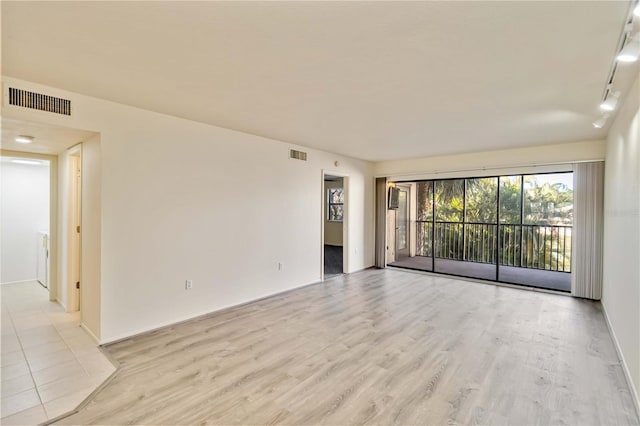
[592,114,610,129]
[600,91,621,111]
[617,33,640,62]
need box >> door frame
[0,149,58,302]
[321,170,349,281]
[67,145,82,312]
[394,184,411,260]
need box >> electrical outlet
[185,279,193,290]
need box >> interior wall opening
[1,117,101,341]
[0,156,51,289]
[324,175,345,278]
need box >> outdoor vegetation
[416,173,573,272]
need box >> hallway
[1,281,115,425]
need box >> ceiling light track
[600,89,620,111]
[593,0,640,128]
[617,30,640,63]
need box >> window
[328,188,344,222]
[394,171,573,290]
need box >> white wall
[602,71,640,411]
[57,149,71,310]
[375,139,606,180]
[324,179,343,246]
[1,160,50,284]
[81,135,102,340]
[2,77,375,343]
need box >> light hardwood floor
[57,269,638,425]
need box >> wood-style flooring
[57,269,638,425]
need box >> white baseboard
[101,278,323,345]
[80,323,100,344]
[602,303,640,419]
[344,266,374,275]
[56,298,67,311]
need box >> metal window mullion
[496,176,500,280]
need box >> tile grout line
[1,281,106,422]
[1,297,45,421]
[41,306,80,419]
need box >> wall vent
[289,149,308,161]
[8,87,71,116]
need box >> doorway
[0,156,51,289]
[1,117,100,325]
[323,174,346,279]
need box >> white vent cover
[290,149,308,161]
[8,87,71,116]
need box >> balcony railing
[416,221,572,272]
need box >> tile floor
[1,281,116,425]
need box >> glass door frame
[395,185,410,260]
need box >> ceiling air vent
[8,87,71,116]
[289,149,308,161]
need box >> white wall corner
[80,322,100,345]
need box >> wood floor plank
[56,269,639,425]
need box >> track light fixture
[617,32,640,63]
[592,114,610,129]
[592,4,638,128]
[600,91,621,111]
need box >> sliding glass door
[497,173,573,290]
[395,187,410,260]
[416,181,434,271]
[390,172,573,291]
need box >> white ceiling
[1,1,635,161]
[1,117,97,155]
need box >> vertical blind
[571,161,605,299]
[375,177,387,268]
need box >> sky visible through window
[526,172,573,190]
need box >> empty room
[1,1,639,425]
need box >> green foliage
[414,173,574,272]
[435,180,464,222]
[499,176,521,224]
[466,177,497,223]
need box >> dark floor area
[389,256,571,292]
[324,245,343,277]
